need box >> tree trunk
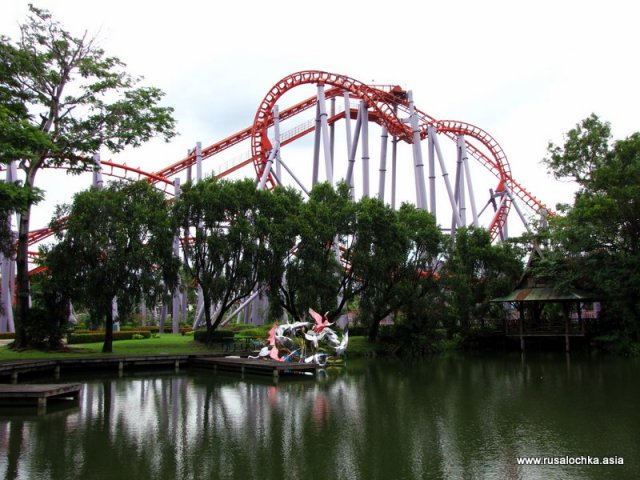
[103,303,114,353]
[368,318,380,342]
[14,195,33,349]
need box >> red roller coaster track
[1,70,552,251]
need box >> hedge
[0,332,15,340]
[138,326,191,335]
[67,330,152,344]
[193,329,235,344]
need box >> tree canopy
[1,6,177,348]
[535,115,640,343]
[47,181,179,352]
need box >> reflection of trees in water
[1,358,639,479]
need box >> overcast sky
[2,0,640,232]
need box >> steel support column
[378,127,388,202]
[92,153,103,189]
[196,141,203,182]
[427,126,437,216]
[408,92,427,210]
[317,84,333,184]
[172,178,181,334]
[361,101,370,197]
[432,131,463,232]
[458,135,479,227]
[345,106,363,196]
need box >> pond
[1,353,639,479]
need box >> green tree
[272,182,356,322]
[443,227,523,337]
[538,116,640,341]
[355,201,444,341]
[1,6,176,348]
[543,113,612,187]
[173,179,267,339]
[256,186,305,322]
[47,181,179,352]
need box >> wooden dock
[0,353,320,383]
[192,356,319,378]
[0,383,82,410]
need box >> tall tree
[443,227,523,337]
[355,201,444,341]
[0,6,176,348]
[256,186,305,322]
[272,182,357,322]
[538,116,640,341]
[47,181,179,352]
[173,179,267,338]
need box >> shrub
[193,329,235,344]
[67,330,151,344]
[24,307,73,350]
[139,326,191,335]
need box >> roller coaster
[0,70,552,332]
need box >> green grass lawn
[0,334,215,361]
[0,334,375,362]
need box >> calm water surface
[1,354,638,480]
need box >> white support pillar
[344,92,353,156]
[391,137,398,210]
[378,127,388,202]
[274,106,282,182]
[329,96,336,172]
[140,301,147,327]
[458,136,479,227]
[317,84,334,185]
[361,101,370,197]
[312,102,321,186]
[503,184,532,235]
[454,138,466,228]
[220,289,262,327]
[1,162,17,333]
[192,285,204,330]
[408,91,427,210]
[196,141,203,182]
[259,106,280,191]
[258,147,277,190]
[276,157,310,196]
[427,126,437,216]
[345,107,363,196]
[172,178,181,334]
[0,252,13,333]
[432,132,463,232]
[92,153,103,189]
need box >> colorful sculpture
[249,308,348,366]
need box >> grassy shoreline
[0,335,379,362]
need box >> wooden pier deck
[0,353,320,383]
[192,356,319,378]
[0,383,82,409]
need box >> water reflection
[1,355,639,480]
